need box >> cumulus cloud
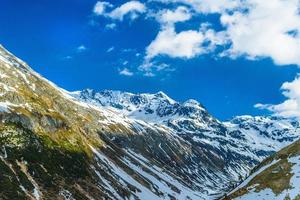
[156,0,241,14]
[221,0,300,66]
[109,1,146,20]
[93,0,300,77]
[94,1,113,15]
[145,24,226,59]
[119,68,134,76]
[154,6,192,25]
[93,1,146,21]
[255,75,300,118]
[147,0,300,68]
[146,26,204,59]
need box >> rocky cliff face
[0,44,299,200]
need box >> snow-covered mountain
[71,89,300,194]
[71,89,300,155]
[69,89,217,127]
[0,44,299,200]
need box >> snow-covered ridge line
[68,89,213,125]
[71,88,300,197]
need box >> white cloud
[146,26,203,59]
[255,75,300,118]
[187,0,240,13]
[155,6,192,25]
[109,1,146,20]
[138,59,174,76]
[146,0,300,68]
[145,24,224,59]
[94,1,113,15]
[119,68,134,76]
[93,0,300,77]
[105,23,116,30]
[221,0,300,66]
[156,0,241,14]
[93,1,146,21]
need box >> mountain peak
[155,91,168,98]
[183,99,204,109]
[154,91,176,104]
[71,89,219,128]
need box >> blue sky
[1,0,300,120]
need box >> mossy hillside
[228,140,300,199]
[1,47,189,162]
[0,121,114,200]
[0,118,147,199]
[0,59,135,152]
[0,72,106,157]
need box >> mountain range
[0,44,300,199]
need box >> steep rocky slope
[227,139,300,199]
[0,44,299,200]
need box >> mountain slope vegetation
[227,139,300,200]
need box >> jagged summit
[71,89,178,105]
[69,89,213,125]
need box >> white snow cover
[124,150,208,199]
[90,145,208,200]
[90,146,161,200]
[0,101,22,112]
[68,89,218,131]
[0,102,10,112]
[225,116,300,154]
[286,156,300,199]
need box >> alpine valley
[0,44,300,200]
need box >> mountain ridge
[0,44,300,199]
[70,88,300,192]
